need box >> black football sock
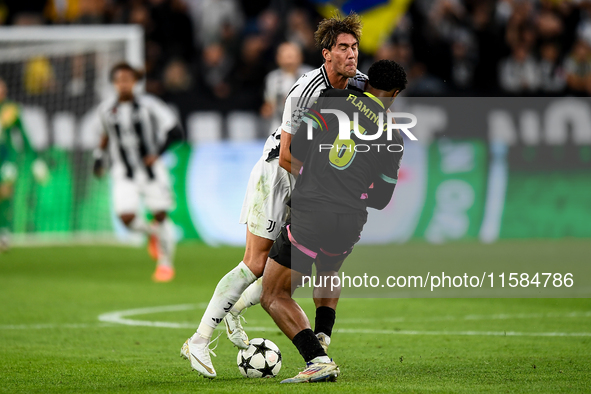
[314,306,336,337]
[292,328,327,362]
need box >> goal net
[0,26,144,245]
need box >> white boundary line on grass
[3,304,591,337]
[336,311,591,324]
[97,304,206,328]
[0,323,114,330]
[94,304,591,337]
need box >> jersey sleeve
[290,119,311,162]
[3,103,36,154]
[97,103,109,135]
[144,95,178,136]
[280,73,317,135]
[348,70,368,91]
[380,140,404,185]
[368,139,403,210]
[290,91,330,162]
[0,103,34,154]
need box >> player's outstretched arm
[366,176,396,210]
[93,134,109,178]
[278,131,302,176]
[157,125,183,156]
[143,124,183,167]
[142,95,183,167]
[280,93,326,176]
[289,118,315,165]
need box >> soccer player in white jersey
[261,42,313,134]
[181,14,367,379]
[94,63,183,283]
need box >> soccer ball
[237,338,282,378]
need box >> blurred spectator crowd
[2,0,591,132]
[393,0,591,97]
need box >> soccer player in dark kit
[260,59,408,383]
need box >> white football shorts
[111,160,173,215]
[239,157,295,240]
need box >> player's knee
[243,258,265,278]
[153,211,167,222]
[119,214,135,226]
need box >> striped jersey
[98,94,177,179]
[264,64,314,133]
[263,64,368,161]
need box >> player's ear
[322,48,331,62]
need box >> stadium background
[2,2,590,392]
[0,0,590,246]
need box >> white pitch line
[333,328,591,337]
[3,322,591,337]
[95,304,591,338]
[336,311,591,324]
[4,304,591,338]
[97,303,208,328]
[0,323,113,330]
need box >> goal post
[0,25,144,245]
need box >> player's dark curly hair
[314,13,363,50]
[109,62,144,82]
[367,59,407,93]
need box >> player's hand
[32,159,49,185]
[93,158,104,178]
[143,154,158,167]
[93,149,105,178]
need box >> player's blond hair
[314,12,363,51]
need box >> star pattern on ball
[258,361,276,378]
[250,341,269,356]
[238,354,254,373]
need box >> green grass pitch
[1,241,590,393]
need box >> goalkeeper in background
[0,78,49,251]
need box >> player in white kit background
[93,63,183,283]
[260,42,313,135]
[181,14,368,379]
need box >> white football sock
[231,277,263,315]
[156,218,175,268]
[129,215,157,235]
[197,261,257,340]
[192,325,212,344]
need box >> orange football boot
[152,265,175,282]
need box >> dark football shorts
[268,208,367,275]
